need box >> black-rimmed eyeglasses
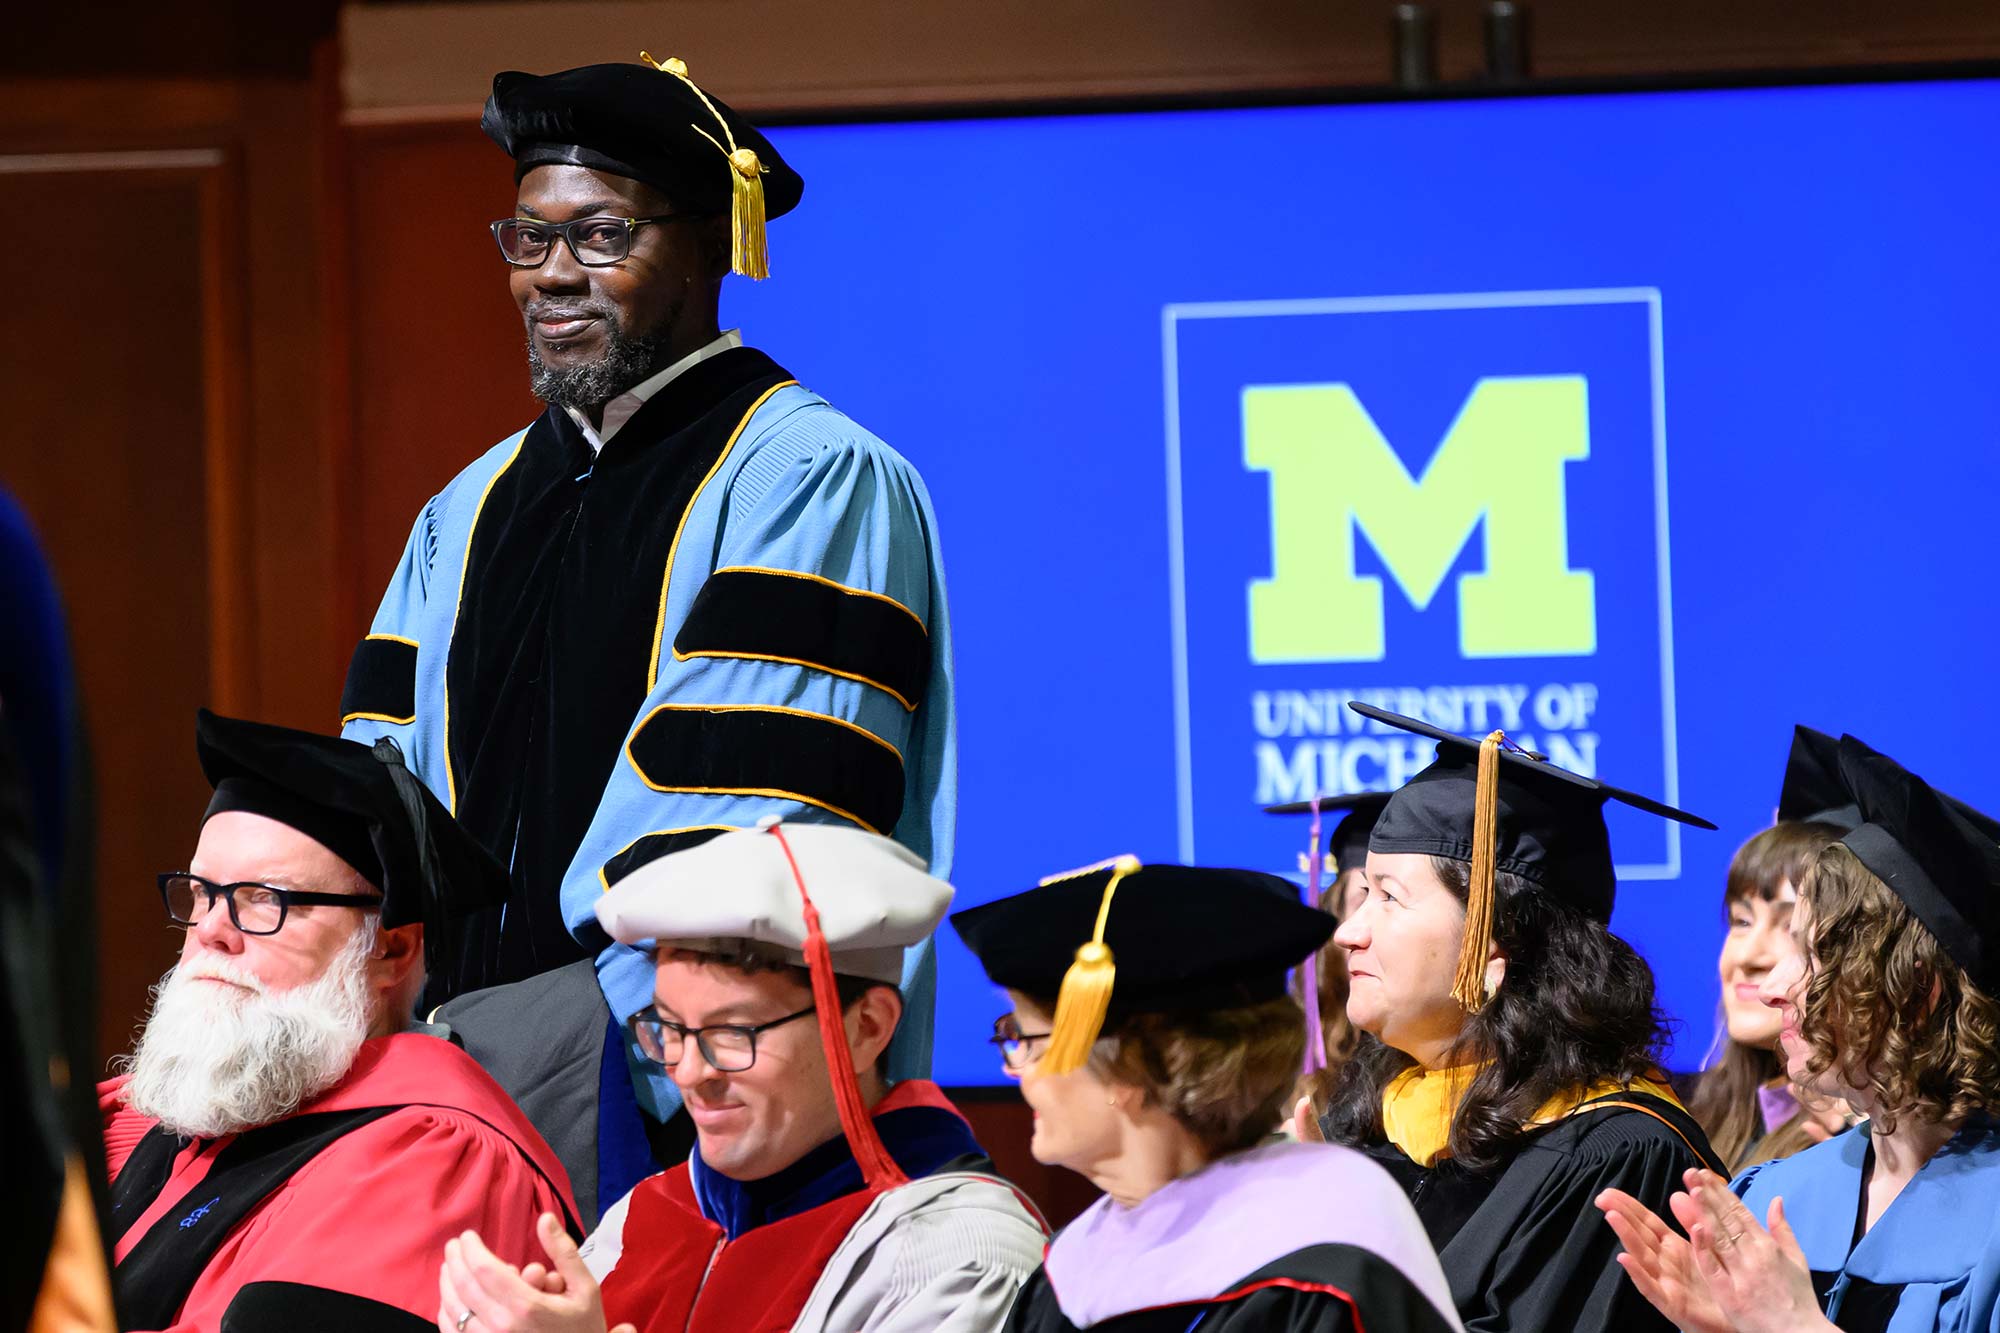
[158,872,384,937]
[488,213,708,268]
[988,1014,1053,1073]
[630,1005,816,1072]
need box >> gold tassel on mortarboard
[1035,854,1142,1076]
[1451,731,1505,1012]
[640,51,771,280]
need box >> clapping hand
[1597,1170,1836,1333]
[1597,1185,1730,1333]
[1671,1169,1832,1333]
[437,1213,636,1333]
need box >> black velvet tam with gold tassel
[480,56,803,277]
[949,862,1334,1025]
[1354,701,1715,929]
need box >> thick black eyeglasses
[158,872,384,937]
[630,1005,816,1072]
[488,213,706,268]
[988,1013,1053,1073]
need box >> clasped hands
[1595,1168,1835,1333]
[435,1212,636,1333]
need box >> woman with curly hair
[952,859,1462,1332]
[1599,732,2000,1333]
[1310,704,1725,1333]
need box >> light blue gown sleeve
[339,497,453,799]
[563,408,955,1118]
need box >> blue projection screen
[722,76,2000,1085]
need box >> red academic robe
[599,1080,969,1333]
[101,1032,575,1333]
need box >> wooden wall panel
[0,74,347,732]
[340,0,2000,120]
[0,68,344,1067]
[341,121,541,628]
[0,161,222,1065]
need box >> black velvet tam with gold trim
[950,863,1333,1015]
[1356,703,1714,924]
[482,61,803,217]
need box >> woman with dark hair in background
[1600,731,2000,1333]
[954,859,1462,1332]
[1268,794,1387,1119]
[1310,704,1724,1333]
[1687,819,1849,1172]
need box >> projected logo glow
[1165,289,1683,879]
[1246,375,1597,663]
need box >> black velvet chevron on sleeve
[599,825,734,889]
[672,567,930,710]
[625,704,905,835]
[339,635,419,726]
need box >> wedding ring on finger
[456,1310,474,1332]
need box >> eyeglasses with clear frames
[158,872,384,937]
[629,1005,817,1073]
[988,1013,1053,1074]
[488,213,709,268]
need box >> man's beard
[118,925,376,1139]
[524,298,678,410]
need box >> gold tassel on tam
[1452,731,1506,1012]
[1036,854,1141,1075]
[723,147,768,280]
[640,51,771,279]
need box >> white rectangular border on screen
[1161,288,1682,880]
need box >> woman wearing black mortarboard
[1599,732,2000,1333]
[335,55,954,1217]
[1306,704,1725,1333]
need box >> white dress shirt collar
[564,328,745,453]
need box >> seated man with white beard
[101,711,577,1333]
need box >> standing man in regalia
[338,54,953,1221]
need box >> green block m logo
[1245,376,1597,664]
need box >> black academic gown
[1349,1090,1722,1333]
[1006,1245,1461,1331]
[354,348,799,1004]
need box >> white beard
[119,924,377,1139]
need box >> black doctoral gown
[1346,1089,1722,1333]
[1001,1138,1461,1333]
[346,348,799,1002]
[1005,1244,1462,1331]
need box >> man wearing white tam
[435,820,1048,1333]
